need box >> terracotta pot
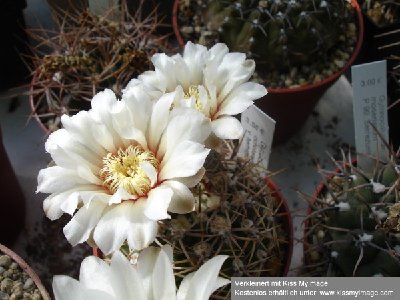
[0,126,25,246]
[93,177,293,276]
[172,0,364,145]
[0,243,51,300]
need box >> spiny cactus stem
[366,241,400,260]
[304,207,337,223]
[303,259,331,269]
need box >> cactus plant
[177,0,359,88]
[28,0,168,132]
[304,150,400,276]
[158,142,292,299]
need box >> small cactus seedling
[304,150,400,276]
[159,144,291,299]
[177,0,359,87]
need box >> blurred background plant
[359,0,400,26]
[27,0,169,132]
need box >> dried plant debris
[27,0,169,132]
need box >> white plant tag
[88,0,119,19]
[238,105,276,170]
[351,60,389,170]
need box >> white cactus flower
[52,245,230,300]
[37,88,211,254]
[123,41,267,140]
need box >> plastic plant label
[238,105,276,170]
[351,60,389,170]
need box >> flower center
[100,145,158,197]
[184,85,203,111]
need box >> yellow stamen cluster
[100,145,159,197]
[184,85,203,111]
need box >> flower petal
[159,140,210,180]
[182,42,207,85]
[59,192,79,216]
[63,201,107,246]
[109,188,134,205]
[45,129,99,171]
[147,92,175,152]
[179,255,230,300]
[162,181,195,214]
[152,245,176,300]
[37,166,92,194]
[172,167,205,188]
[212,116,244,140]
[94,200,157,254]
[144,186,173,220]
[108,251,147,300]
[207,43,229,64]
[79,256,115,296]
[176,272,194,300]
[43,189,79,220]
[151,53,177,91]
[77,165,102,185]
[217,82,267,117]
[53,275,112,300]
[61,112,107,157]
[159,109,211,161]
[112,97,148,148]
[137,246,160,298]
[141,161,157,187]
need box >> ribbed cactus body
[204,0,354,72]
[308,159,400,276]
